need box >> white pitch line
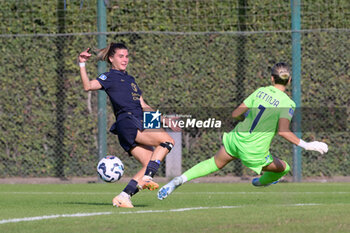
[0,206,240,224]
[285,203,319,206]
[0,212,112,224]
[0,204,318,225]
[0,192,117,195]
[0,191,349,195]
[181,191,350,195]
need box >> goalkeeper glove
[298,139,328,154]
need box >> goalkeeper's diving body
[158,62,328,200]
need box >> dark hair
[271,62,291,85]
[97,42,128,64]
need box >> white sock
[180,174,188,184]
[143,175,152,180]
[120,191,130,197]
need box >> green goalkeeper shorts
[222,133,274,174]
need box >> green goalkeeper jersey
[230,85,296,158]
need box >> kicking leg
[112,145,153,208]
[135,129,175,190]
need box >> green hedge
[0,0,348,177]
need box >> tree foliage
[0,0,348,177]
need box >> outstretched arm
[78,48,102,91]
[278,118,328,154]
[278,118,302,145]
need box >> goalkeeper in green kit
[158,62,328,200]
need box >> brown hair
[271,62,291,85]
[96,42,128,64]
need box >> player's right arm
[278,118,328,154]
[78,48,102,91]
[231,103,249,121]
[231,88,260,121]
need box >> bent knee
[158,133,175,146]
[283,161,290,173]
[159,138,175,152]
[165,137,175,146]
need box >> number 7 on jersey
[249,104,266,133]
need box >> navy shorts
[110,113,143,154]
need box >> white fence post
[165,130,182,178]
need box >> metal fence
[0,0,349,178]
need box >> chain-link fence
[0,0,349,178]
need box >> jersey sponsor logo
[132,92,140,101]
[98,74,107,80]
[131,83,138,92]
[143,110,161,129]
[288,108,294,117]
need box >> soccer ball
[97,156,124,182]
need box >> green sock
[183,157,219,182]
[259,161,290,185]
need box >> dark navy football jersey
[96,69,143,120]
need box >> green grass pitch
[0,182,349,232]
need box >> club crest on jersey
[98,74,107,80]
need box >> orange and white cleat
[137,176,159,191]
[112,192,134,208]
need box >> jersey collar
[110,69,128,76]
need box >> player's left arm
[232,103,249,121]
[278,118,300,145]
[278,118,328,154]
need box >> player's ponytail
[271,62,291,85]
[97,42,128,64]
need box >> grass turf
[0,182,349,232]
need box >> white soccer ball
[97,156,124,182]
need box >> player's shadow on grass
[131,204,147,208]
[64,202,111,206]
[63,202,148,207]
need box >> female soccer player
[78,43,179,208]
[158,62,328,200]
